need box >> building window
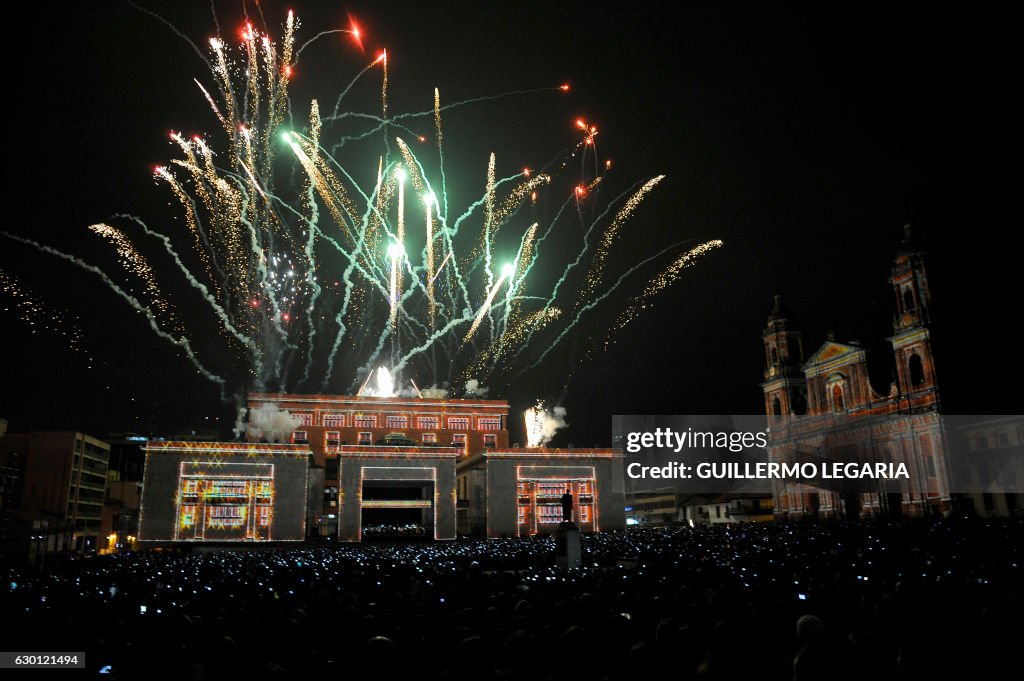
[832,384,845,412]
[715,505,721,519]
[326,431,340,446]
[354,414,377,428]
[975,435,989,451]
[580,505,590,523]
[358,432,372,445]
[903,288,915,312]
[323,413,345,428]
[448,416,469,430]
[926,456,936,477]
[452,433,466,447]
[422,433,438,445]
[292,430,308,444]
[772,396,782,418]
[484,434,497,449]
[770,346,778,364]
[996,432,1010,447]
[909,354,925,387]
[539,505,562,524]
[517,481,530,499]
[386,415,409,429]
[478,417,501,431]
[294,413,313,427]
[417,416,439,430]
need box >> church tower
[761,293,807,418]
[889,225,940,410]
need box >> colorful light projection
[174,461,275,541]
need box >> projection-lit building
[137,394,625,543]
[245,392,509,540]
[456,447,625,538]
[139,441,311,543]
[761,226,951,518]
[240,393,624,540]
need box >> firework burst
[1,11,721,404]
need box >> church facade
[761,227,951,519]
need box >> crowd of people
[362,523,429,538]
[1,516,1020,679]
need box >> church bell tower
[761,293,807,418]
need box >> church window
[909,354,925,386]
[903,288,915,311]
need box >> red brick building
[247,393,510,465]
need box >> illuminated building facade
[245,394,626,540]
[247,393,510,464]
[456,448,625,538]
[139,441,310,543]
[247,393,509,540]
[762,227,951,518]
[173,461,275,540]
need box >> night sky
[2,2,1019,445]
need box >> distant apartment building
[0,431,111,552]
[952,416,1024,517]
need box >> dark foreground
[3,518,1021,680]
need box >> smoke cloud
[464,379,489,397]
[232,406,247,439]
[240,403,303,443]
[420,386,449,398]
